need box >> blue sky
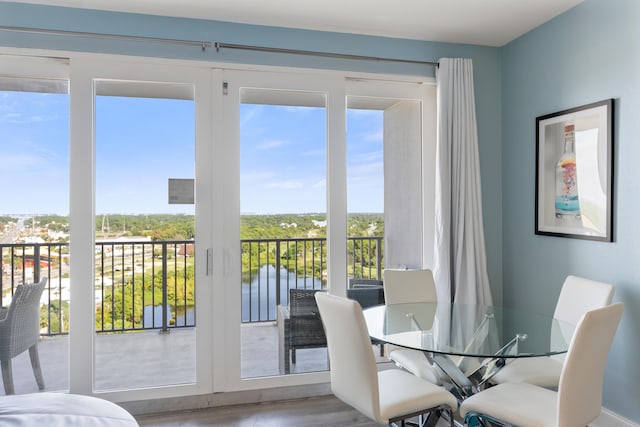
[1,91,70,216]
[95,96,196,215]
[240,103,384,214]
[1,90,383,216]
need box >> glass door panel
[239,88,327,378]
[0,75,70,394]
[94,80,196,390]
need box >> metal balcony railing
[241,236,383,322]
[0,236,383,334]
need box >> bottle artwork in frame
[535,99,614,242]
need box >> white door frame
[217,69,436,392]
[69,56,214,401]
[217,69,344,391]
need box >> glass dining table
[363,302,575,400]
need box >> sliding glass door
[93,80,199,391]
[221,70,436,389]
[1,52,436,398]
[239,87,328,378]
[67,58,214,399]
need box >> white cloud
[258,139,288,150]
[1,112,47,124]
[239,105,262,127]
[0,153,43,171]
[362,129,383,142]
[312,179,326,189]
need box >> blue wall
[502,0,640,422]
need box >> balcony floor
[2,322,386,395]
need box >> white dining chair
[383,269,437,305]
[460,302,623,427]
[490,275,614,388]
[383,269,443,385]
[314,292,458,426]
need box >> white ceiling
[12,0,583,47]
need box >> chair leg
[29,344,45,390]
[1,359,15,395]
[465,412,509,427]
[284,352,290,374]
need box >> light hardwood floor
[135,394,452,426]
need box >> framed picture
[535,99,614,241]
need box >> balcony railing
[0,236,383,334]
[242,236,383,322]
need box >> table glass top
[363,302,575,358]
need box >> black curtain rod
[215,42,438,67]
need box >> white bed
[0,392,138,426]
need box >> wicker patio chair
[278,289,327,374]
[347,283,386,356]
[0,277,47,395]
[278,285,385,374]
[348,278,384,290]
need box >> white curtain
[433,58,493,306]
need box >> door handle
[206,248,213,276]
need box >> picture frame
[535,99,614,241]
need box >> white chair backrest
[554,275,614,324]
[383,269,437,305]
[557,302,623,427]
[315,292,380,422]
[552,276,614,363]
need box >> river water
[143,264,324,326]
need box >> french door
[219,69,435,391]
[218,70,343,389]
[69,58,214,400]
[2,51,435,399]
